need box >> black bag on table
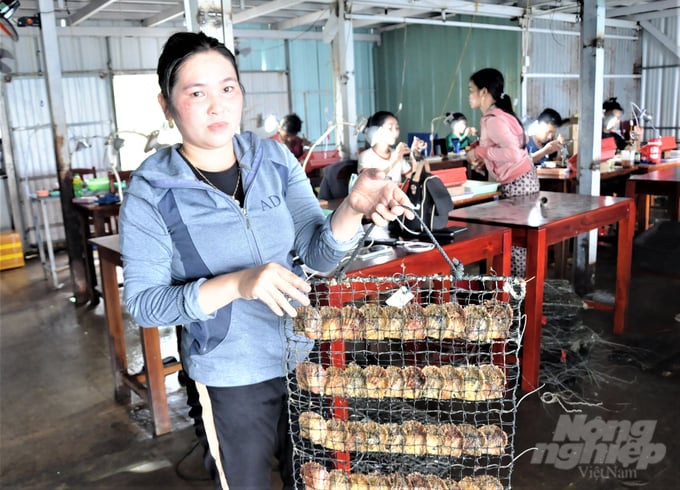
[390,160,454,237]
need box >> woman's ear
[157,93,171,120]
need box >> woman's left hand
[347,169,414,227]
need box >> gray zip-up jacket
[120,132,361,387]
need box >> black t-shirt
[178,151,244,205]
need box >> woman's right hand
[394,141,410,159]
[465,126,478,137]
[237,263,311,317]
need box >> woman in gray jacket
[119,32,412,489]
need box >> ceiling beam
[608,0,678,18]
[353,8,426,29]
[640,20,680,62]
[18,25,380,43]
[232,0,319,25]
[351,0,525,20]
[68,0,118,26]
[275,8,329,30]
[143,5,185,27]
[632,8,680,23]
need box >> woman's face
[452,119,467,136]
[374,116,400,146]
[468,81,483,110]
[161,50,243,151]
[604,109,623,131]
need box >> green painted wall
[373,20,521,144]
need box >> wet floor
[1,225,679,489]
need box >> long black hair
[603,97,623,114]
[470,68,524,137]
[156,31,244,115]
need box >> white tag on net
[385,286,414,308]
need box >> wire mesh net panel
[285,274,525,489]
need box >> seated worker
[445,112,477,153]
[358,111,426,183]
[271,113,309,158]
[526,108,565,165]
[602,97,643,151]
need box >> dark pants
[205,377,294,489]
[182,373,218,480]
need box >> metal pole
[573,0,605,296]
[331,1,358,159]
[38,0,90,303]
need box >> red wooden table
[449,191,635,391]
[352,222,508,272]
[90,234,182,436]
[626,167,680,232]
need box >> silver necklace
[178,147,241,204]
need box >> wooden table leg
[98,254,130,403]
[139,327,172,436]
[613,201,635,335]
[79,211,101,306]
[521,228,547,392]
[491,228,512,276]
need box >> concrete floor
[1,228,679,489]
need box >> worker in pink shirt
[466,68,539,276]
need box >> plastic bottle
[72,173,83,198]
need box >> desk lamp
[430,115,448,157]
[104,130,168,203]
[301,117,367,173]
[631,102,657,139]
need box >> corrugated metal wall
[373,20,522,140]
[641,16,680,143]
[524,20,581,122]
[5,75,112,245]
[289,39,334,141]
[524,19,640,135]
[287,38,375,143]
[3,31,168,248]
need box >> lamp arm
[300,120,365,171]
[301,124,337,172]
[631,102,642,128]
[429,115,447,156]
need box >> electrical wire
[435,6,477,124]
[174,440,212,482]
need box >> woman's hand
[410,137,428,155]
[394,141,410,160]
[465,126,478,138]
[346,169,414,227]
[466,148,485,171]
[633,125,644,141]
[237,263,311,317]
